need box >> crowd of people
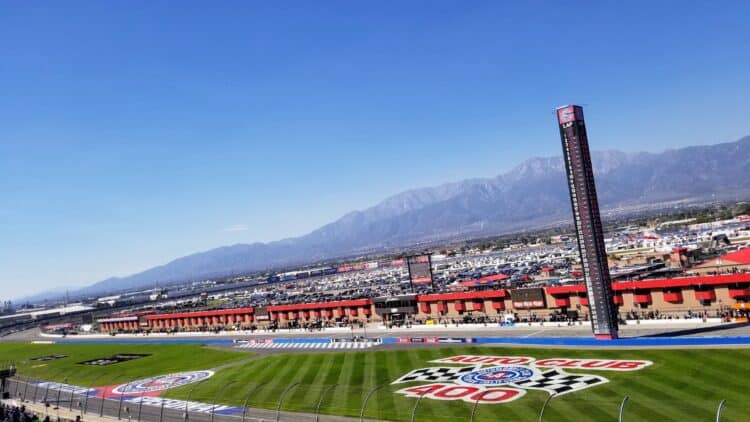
[621,308,732,322]
[0,403,79,422]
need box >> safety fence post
[101,375,124,417]
[159,398,166,422]
[359,385,385,422]
[116,397,124,421]
[55,377,68,409]
[98,382,109,417]
[42,369,67,407]
[117,378,131,420]
[136,387,147,422]
[211,380,238,422]
[470,390,490,422]
[82,373,106,419]
[241,382,268,422]
[275,382,301,422]
[14,374,23,397]
[315,384,338,422]
[410,391,428,422]
[37,370,59,405]
[22,376,31,402]
[68,378,77,412]
[31,377,40,403]
[185,378,208,422]
[538,393,556,422]
[41,379,52,406]
[716,399,727,422]
[618,396,629,422]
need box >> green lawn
[0,343,249,387]
[164,346,750,422]
[2,343,749,421]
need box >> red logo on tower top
[557,105,579,124]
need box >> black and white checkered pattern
[392,366,480,384]
[511,369,607,395]
[234,341,377,350]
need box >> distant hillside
[69,135,750,297]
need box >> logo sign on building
[407,255,434,285]
[77,353,150,366]
[254,306,270,321]
[510,288,546,309]
[393,355,651,404]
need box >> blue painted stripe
[381,336,750,346]
[462,336,750,347]
[58,338,235,345]
[57,337,332,345]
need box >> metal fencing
[0,374,743,422]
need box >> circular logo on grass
[458,366,537,385]
[112,370,214,395]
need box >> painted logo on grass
[112,370,214,395]
[393,355,651,404]
[458,366,537,386]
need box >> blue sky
[1,1,749,299]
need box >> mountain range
[56,135,750,298]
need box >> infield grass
[2,342,749,421]
[164,346,750,422]
[0,342,249,387]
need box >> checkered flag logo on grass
[392,366,481,384]
[510,369,607,396]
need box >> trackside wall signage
[393,355,652,404]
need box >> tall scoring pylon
[557,105,619,340]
